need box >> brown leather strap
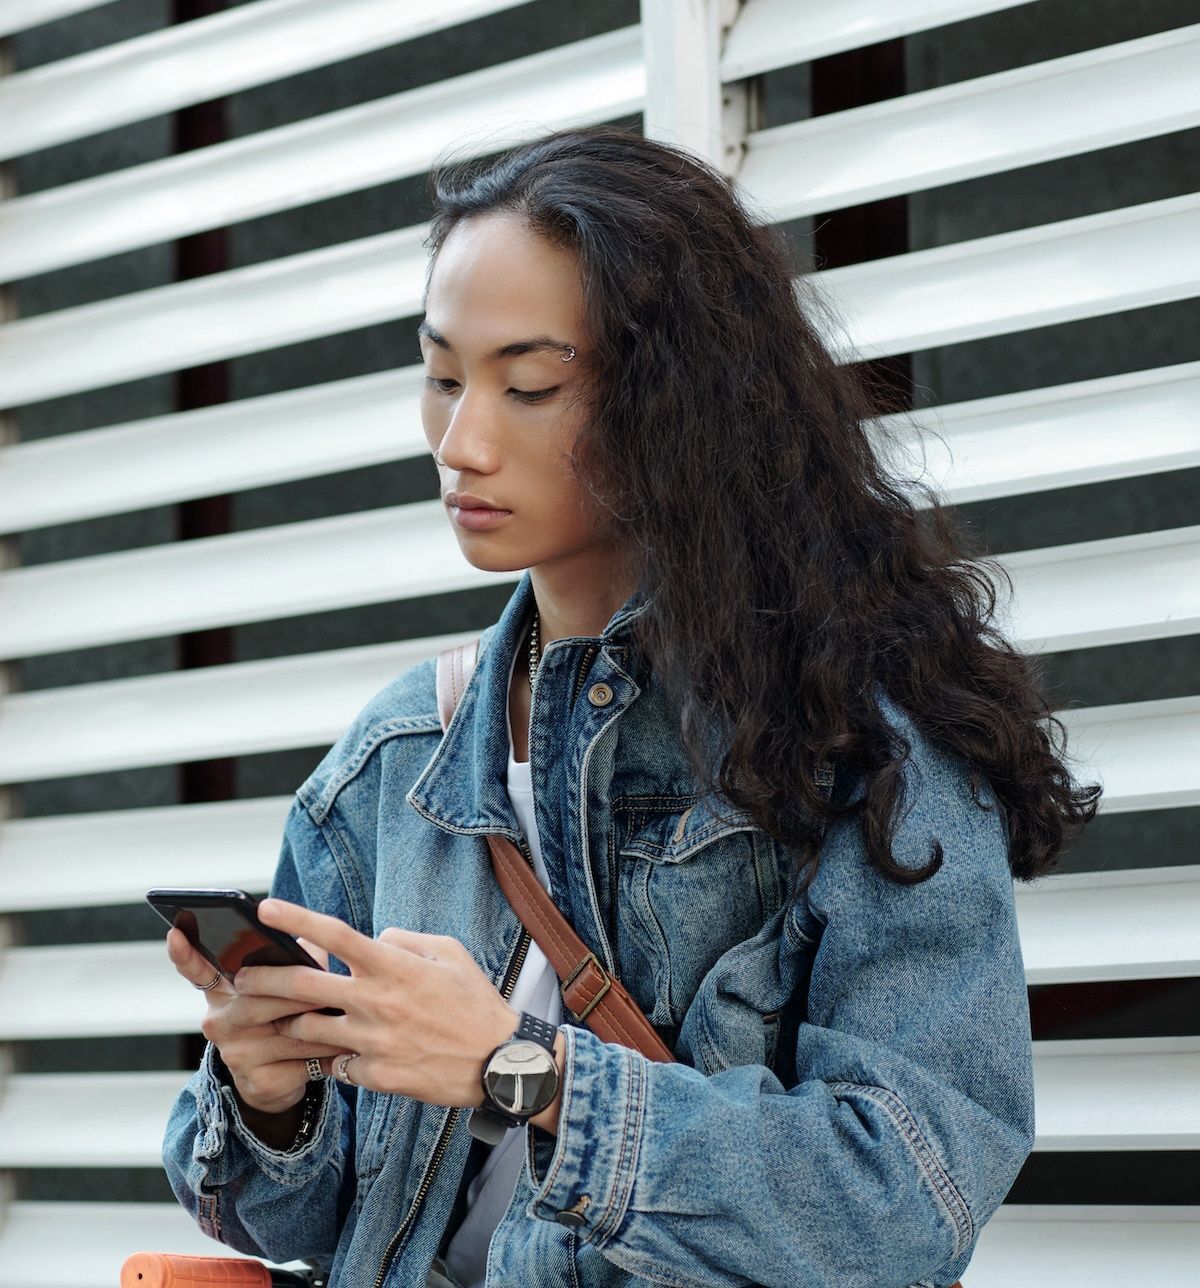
[435,640,674,1063]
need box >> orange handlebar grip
[121,1252,273,1287]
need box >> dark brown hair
[424,123,1101,893]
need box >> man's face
[419,211,607,576]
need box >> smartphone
[147,887,343,1016]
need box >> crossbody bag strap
[434,640,674,1063]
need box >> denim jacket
[162,568,1035,1288]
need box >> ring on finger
[194,969,223,992]
[305,1056,325,1082]
[335,1052,360,1086]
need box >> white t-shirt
[441,647,563,1288]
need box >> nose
[432,386,502,474]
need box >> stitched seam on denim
[565,1229,582,1288]
[637,858,674,1025]
[594,1246,708,1288]
[829,1080,974,1256]
[313,813,370,937]
[615,794,701,810]
[619,820,757,860]
[537,1029,579,1207]
[592,1049,643,1247]
[222,1084,338,1186]
[304,715,441,822]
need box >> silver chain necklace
[527,608,540,692]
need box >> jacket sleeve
[161,796,360,1265]
[522,735,1036,1288]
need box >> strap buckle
[561,951,612,1023]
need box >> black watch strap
[515,1010,557,1052]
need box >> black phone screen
[169,904,306,976]
[147,888,343,1015]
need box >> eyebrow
[417,320,573,361]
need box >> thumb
[296,935,329,970]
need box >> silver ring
[195,969,223,991]
[305,1057,325,1082]
[335,1052,359,1085]
[560,345,575,362]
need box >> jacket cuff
[199,1042,340,1184]
[524,1024,646,1245]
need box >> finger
[256,899,380,973]
[273,1010,349,1049]
[226,991,336,1028]
[297,936,329,970]
[166,928,235,994]
[234,963,349,1009]
[377,926,447,960]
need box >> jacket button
[587,682,613,706]
[555,1193,592,1227]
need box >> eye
[424,377,459,394]
[511,387,557,404]
[422,376,557,404]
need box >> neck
[528,561,636,650]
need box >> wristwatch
[468,1011,561,1144]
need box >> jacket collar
[406,569,652,837]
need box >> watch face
[483,1038,558,1117]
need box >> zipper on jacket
[372,836,536,1288]
[571,644,599,706]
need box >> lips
[446,492,510,511]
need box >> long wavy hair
[423,123,1101,893]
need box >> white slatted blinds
[0,1,1197,1285]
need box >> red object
[121,1253,272,1286]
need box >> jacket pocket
[614,792,781,1034]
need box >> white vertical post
[640,0,753,177]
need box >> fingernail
[258,898,278,916]
[232,971,245,991]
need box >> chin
[456,546,529,575]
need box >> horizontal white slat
[1,1040,1193,1167]
[0,942,204,1039]
[0,1202,271,1288]
[0,796,293,913]
[993,525,1200,653]
[1015,865,1200,984]
[0,369,425,535]
[0,224,427,411]
[0,1206,1197,1288]
[967,1205,1200,1288]
[0,501,515,662]
[9,187,1199,411]
[721,0,1033,79]
[4,493,1193,663]
[872,360,1200,506]
[0,24,643,284]
[0,0,116,39]
[4,853,1198,1037]
[0,1072,189,1168]
[4,355,1195,535]
[739,25,1200,220]
[1033,1040,1200,1150]
[0,630,474,786]
[0,0,531,161]
[0,690,1193,904]
[820,192,1200,361]
[1056,695,1200,814]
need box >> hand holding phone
[148,887,344,1015]
[153,888,352,1126]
